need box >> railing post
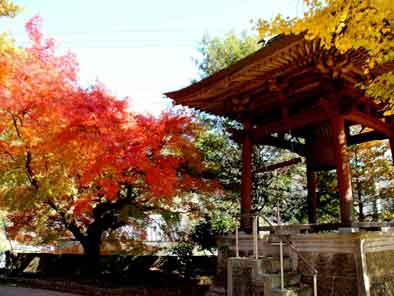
[253,215,258,260]
[313,273,318,296]
[277,203,285,291]
[235,221,239,258]
[280,239,284,290]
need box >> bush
[171,242,194,277]
[190,215,234,254]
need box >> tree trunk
[372,198,379,221]
[59,199,129,276]
[80,237,101,274]
[357,181,364,222]
[80,224,103,275]
[79,237,101,275]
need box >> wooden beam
[259,136,305,156]
[256,157,302,173]
[347,131,388,145]
[230,130,306,156]
[344,110,393,138]
[331,115,353,227]
[241,121,253,231]
[252,108,333,141]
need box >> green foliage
[194,111,309,224]
[195,32,260,78]
[190,216,216,253]
[252,147,307,223]
[210,213,234,235]
[195,115,241,194]
[316,171,340,223]
[350,138,394,221]
[190,214,234,254]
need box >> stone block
[260,256,292,273]
[205,285,226,296]
[227,257,266,296]
[271,287,312,296]
[263,272,301,289]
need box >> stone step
[262,244,291,257]
[270,242,289,246]
[263,272,302,292]
[205,285,226,296]
[260,256,292,273]
[269,236,291,244]
[271,286,312,296]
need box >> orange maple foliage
[0,17,217,255]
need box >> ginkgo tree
[0,0,18,18]
[0,17,216,268]
[0,0,19,80]
[258,0,394,113]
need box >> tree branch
[46,199,85,242]
[25,151,38,189]
[9,112,22,139]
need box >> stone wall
[363,233,394,296]
[215,231,394,295]
[367,251,394,296]
[293,231,394,296]
[298,252,358,295]
[292,233,360,296]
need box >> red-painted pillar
[387,117,394,165]
[241,121,253,231]
[330,115,353,227]
[389,138,394,165]
[306,162,318,224]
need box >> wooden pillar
[306,163,318,224]
[387,116,394,165]
[241,121,253,231]
[390,138,394,165]
[330,115,353,227]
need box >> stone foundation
[213,230,394,296]
[291,231,394,296]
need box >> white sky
[2,0,305,114]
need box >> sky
[2,0,305,114]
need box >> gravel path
[0,285,80,296]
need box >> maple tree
[258,0,394,113]
[0,17,215,267]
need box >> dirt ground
[0,285,79,296]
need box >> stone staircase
[226,237,313,296]
[263,236,313,296]
[260,256,311,296]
